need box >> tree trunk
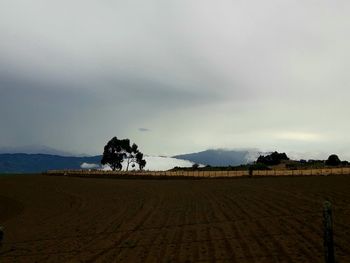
[126,158,130,171]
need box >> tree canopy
[325,154,341,166]
[256,151,289,166]
[101,137,146,171]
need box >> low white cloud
[286,151,328,161]
[81,162,100,169]
[102,156,195,171]
[143,156,195,170]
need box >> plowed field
[1,175,350,262]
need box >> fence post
[323,201,335,263]
[0,226,4,250]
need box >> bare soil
[0,175,350,262]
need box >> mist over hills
[0,148,262,173]
[173,149,261,166]
[0,154,102,173]
[0,145,77,156]
[0,154,195,173]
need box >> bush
[325,154,341,166]
[257,151,289,165]
[192,163,199,169]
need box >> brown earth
[0,175,350,263]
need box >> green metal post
[323,201,335,263]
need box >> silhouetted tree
[101,137,146,171]
[325,154,341,166]
[192,163,199,169]
[136,152,146,170]
[256,151,289,165]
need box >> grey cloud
[1,0,350,157]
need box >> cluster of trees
[257,151,345,167]
[257,151,289,165]
[325,154,342,166]
[101,137,146,171]
[173,152,347,172]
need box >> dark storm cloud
[0,67,222,154]
[1,0,350,157]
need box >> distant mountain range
[0,148,262,173]
[0,145,77,156]
[0,154,195,173]
[0,154,102,173]
[173,149,261,166]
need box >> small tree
[192,163,199,169]
[325,154,341,166]
[136,152,147,170]
[257,151,289,165]
[101,137,147,171]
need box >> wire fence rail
[45,167,350,179]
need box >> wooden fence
[45,167,350,179]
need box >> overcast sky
[1,0,350,159]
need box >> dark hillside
[0,153,102,173]
[173,149,251,166]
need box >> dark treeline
[171,152,349,171]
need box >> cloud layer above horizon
[1,0,350,159]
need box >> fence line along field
[46,167,350,178]
[1,174,350,262]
